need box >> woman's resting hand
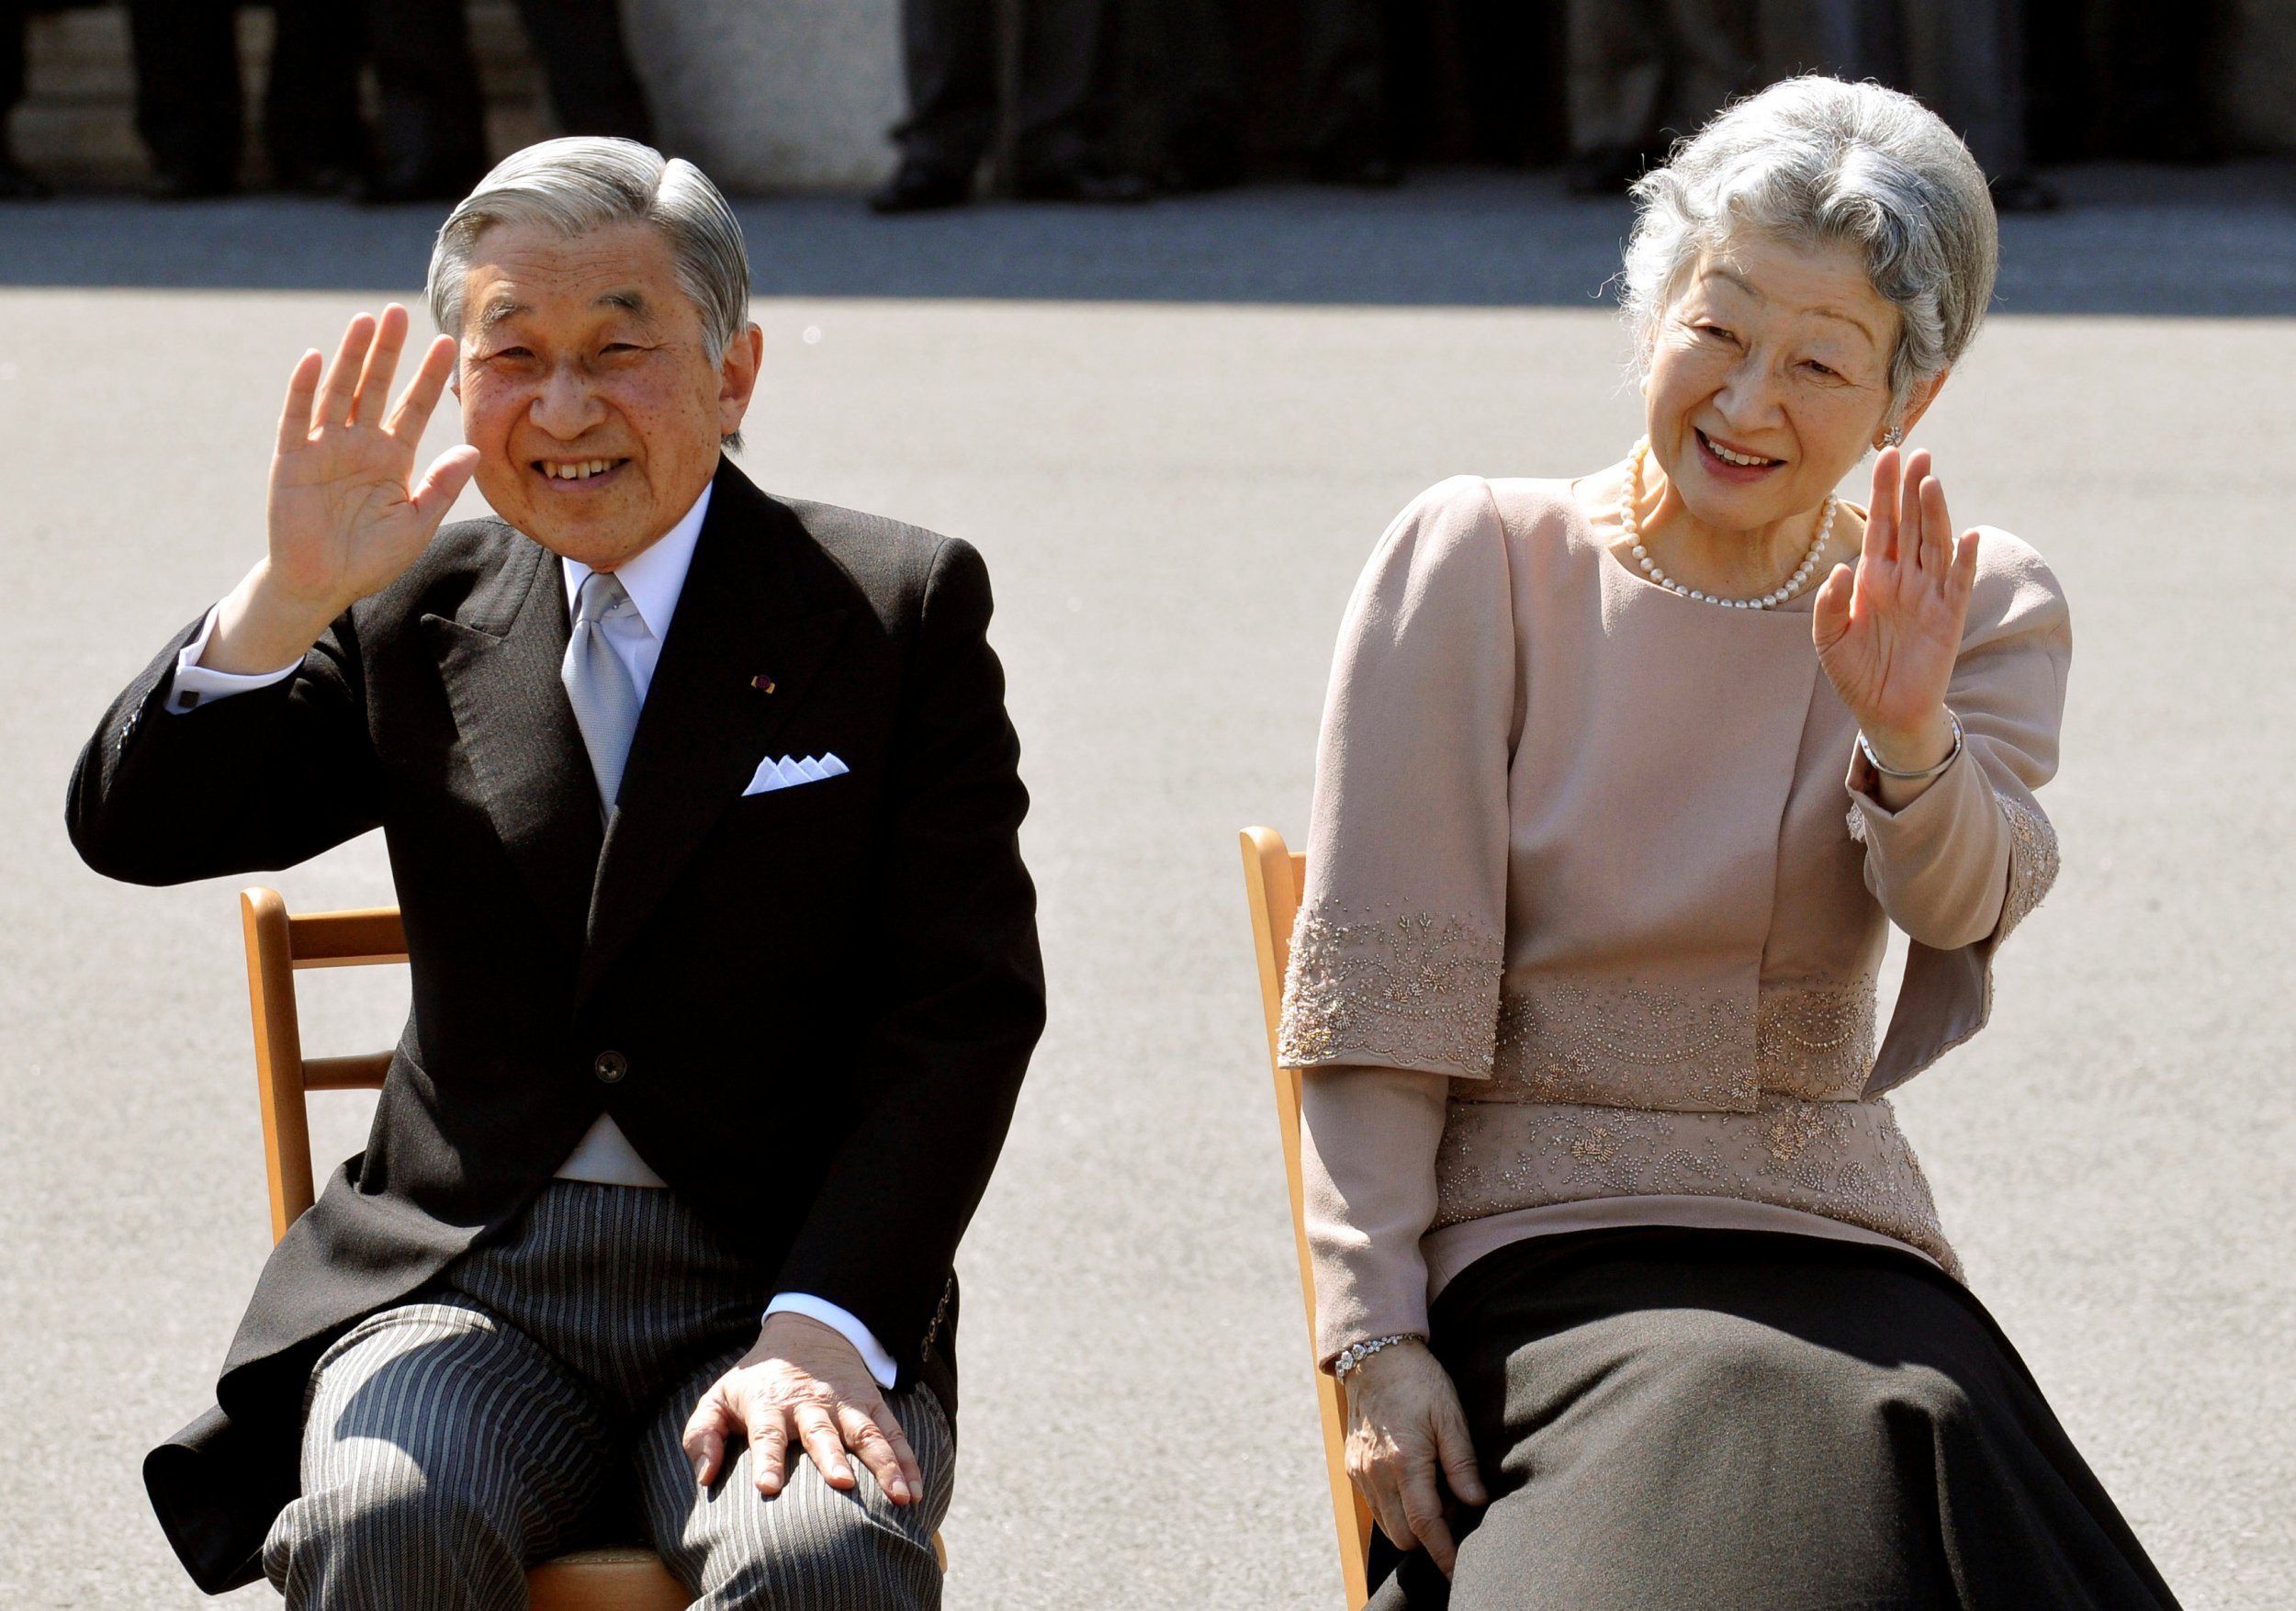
[1342,1339,1489,1577]
[1814,445,1976,790]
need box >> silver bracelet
[1330,1333,1421,1381]
[1858,708,1964,783]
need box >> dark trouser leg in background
[124,0,243,194]
[893,0,998,179]
[1011,0,1100,181]
[1898,0,2028,179]
[1299,0,1391,179]
[0,0,42,195]
[510,0,654,141]
[264,0,369,189]
[362,0,488,200]
[1156,0,1244,189]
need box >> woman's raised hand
[1342,1340,1489,1578]
[204,307,480,673]
[1812,445,1977,773]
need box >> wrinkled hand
[1812,445,1976,772]
[681,1313,923,1506]
[1342,1340,1489,1577]
[206,305,479,672]
[268,303,478,614]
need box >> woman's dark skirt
[1367,1227,2180,1611]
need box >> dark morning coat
[65,460,1046,1593]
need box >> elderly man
[68,139,1043,1608]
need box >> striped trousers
[263,1182,954,1610]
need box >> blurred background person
[1296,0,1401,186]
[361,0,651,204]
[872,0,1149,212]
[2023,0,2216,166]
[1564,0,1753,194]
[123,0,366,198]
[1155,0,1247,193]
[1152,0,1403,193]
[1757,0,2057,210]
[0,0,44,197]
[1563,1,2061,208]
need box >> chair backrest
[236,887,695,1611]
[239,887,406,1244]
[1237,829,1376,1611]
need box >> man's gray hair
[1619,75,1998,430]
[425,136,750,364]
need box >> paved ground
[2,168,2290,1608]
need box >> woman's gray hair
[1620,75,1998,430]
[425,136,750,364]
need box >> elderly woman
[1279,77,2178,1609]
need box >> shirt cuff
[763,1293,899,1390]
[164,605,301,714]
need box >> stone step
[12,1,554,189]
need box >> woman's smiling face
[1643,231,1905,533]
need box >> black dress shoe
[868,161,972,214]
[0,156,50,201]
[1012,163,1151,204]
[1161,125,1245,194]
[1565,144,1646,196]
[1309,152,1401,189]
[1987,173,2061,214]
[357,158,486,207]
[275,160,366,198]
[144,163,237,200]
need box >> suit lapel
[422,535,603,954]
[576,469,848,1007]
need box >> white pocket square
[742,752,850,796]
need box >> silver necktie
[561,569,643,811]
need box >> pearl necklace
[1622,439,1835,610]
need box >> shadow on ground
[0,163,2290,314]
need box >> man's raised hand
[204,306,479,673]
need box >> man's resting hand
[681,1312,924,1505]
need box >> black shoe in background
[1988,173,2062,214]
[358,158,485,206]
[1013,162,1151,204]
[1308,152,1401,188]
[275,158,366,198]
[1565,144,1645,196]
[868,160,972,215]
[1162,124,1245,194]
[145,162,237,200]
[0,153,50,200]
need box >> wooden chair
[240,886,693,1611]
[1238,828,1377,1610]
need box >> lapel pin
[750,674,776,694]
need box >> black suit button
[593,1050,628,1084]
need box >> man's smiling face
[454,218,760,569]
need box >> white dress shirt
[165,483,897,1386]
